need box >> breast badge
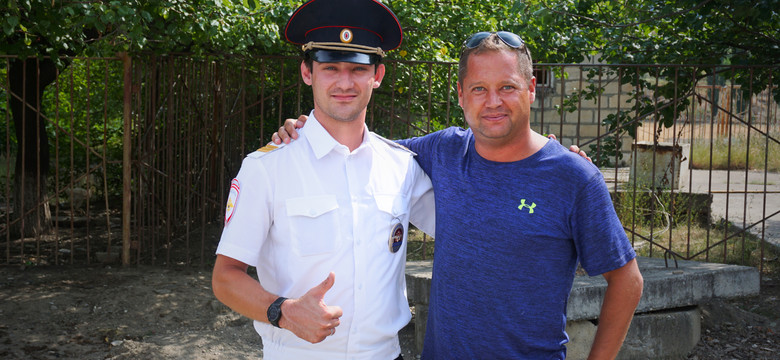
[388,221,404,253]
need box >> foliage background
[1,0,778,195]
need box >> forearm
[588,259,644,360]
[212,255,278,324]
[212,255,343,343]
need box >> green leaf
[3,16,18,36]
[6,15,19,28]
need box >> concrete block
[405,261,433,305]
[567,307,701,360]
[405,257,758,357]
[629,141,691,190]
[565,320,598,359]
[566,307,701,360]
[567,257,760,321]
[619,307,701,360]
[405,261,433,354]
[414,304,428,354]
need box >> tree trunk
[8,58,59,237]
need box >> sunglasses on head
[462,31,525,50]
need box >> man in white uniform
[211,0,435,359]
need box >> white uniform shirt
[216,112,435,360]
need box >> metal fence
[1,55,778,274]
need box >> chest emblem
[388,221,404,253]
[518,199,536,214]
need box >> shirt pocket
[286,195,341,256]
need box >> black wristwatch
[267,297,288,328]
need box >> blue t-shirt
[398,127,636,359]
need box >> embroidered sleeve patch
[225,178,240,226]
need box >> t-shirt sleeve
[396,132,440,177]
[572,171,636,276]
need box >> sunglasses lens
[496,31,524,48]
[463,31,525,50]
[463,32,492,49]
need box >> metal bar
[120,53,132,265]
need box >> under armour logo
[518,199,536,214]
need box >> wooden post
[119,52,132,265]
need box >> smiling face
[457,49,536,149]
[301,60,385,125]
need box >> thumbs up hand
[278,272,343,343]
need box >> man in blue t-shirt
[274,31,644,359]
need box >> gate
[1,55,778,275]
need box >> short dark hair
[458,33,533,86]
[303,54,382,74]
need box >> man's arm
[212,254,343,343]
[587,258,644,359]
[271,115,592,162]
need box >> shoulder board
[247,142,285,159]
[370,132,417,156]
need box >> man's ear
[373,64,386,88]
[301,61,313,86]
[457,82,463,107]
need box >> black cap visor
[307,49,381,65]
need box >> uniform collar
[304,111,370,159]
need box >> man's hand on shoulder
[272,115,308,144]
[547,134,592,163]
[569,144,592,163]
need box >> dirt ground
[0,263,777,359]
[0,263,419,360]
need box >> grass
[690,132,780,172]
[614,186,780,274]
[628,221,780,274]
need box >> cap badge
[340,28,353,43]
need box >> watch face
[269,305,281,321]
[268,297,286,327]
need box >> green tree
[390,0,778,164]
[0,0,297,236]
[520,0,780,165]
[3,0,778,236]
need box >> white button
[308,209,316,216]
